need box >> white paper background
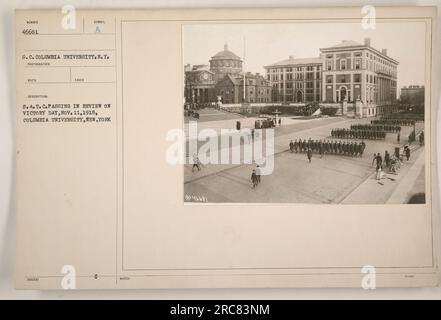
[1,0,441,299]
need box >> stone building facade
[264,38,399,117]
[214,73,271,104]
[321,38,398,116]
[184,64,216,104]
[264,56,322,103]
[400,85,425,106]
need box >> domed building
[209,44,243,82]
[184,44,271,106]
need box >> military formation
[331,128,386,140]
[381,114,424,122]
[350,124,401,133]
[371,119,415,126]
[289,138,366,157]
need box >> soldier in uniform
[405,145,411,161]
[384,150,391,170]
[353,142,358,157]
[307,147,313,163]
[251,169,258,189]
[318,140,324,158]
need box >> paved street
[184,110,425,204]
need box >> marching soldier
[307,147,313,163]
[318,140,324,158]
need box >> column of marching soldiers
[289,138,366,157]
[289,115,422,162]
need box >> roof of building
[265,56,322,68]
[325,40,363,49]
[211,44,241,61]
[320,39,399,64]
[217,73,270,87]
[185,64,214,74]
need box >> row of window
[273,82,321,89]
[325,58,361,71]
[324,73,396,85]
[324,54,396,75]
[269,72,322,81]
[326,74,361,83]
[268,65,322,73]
[327,51,394,67]
[219,89,271,95]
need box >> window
[340,59,346,70]
[326,60,332,71]
[355,59,361,70]
[354,74,361,82]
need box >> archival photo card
[15,7,438,289]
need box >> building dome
[211,44,241,60]
[209,44,243,81]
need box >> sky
[183,21,427,90]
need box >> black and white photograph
[183,21,427,204]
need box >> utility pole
[243,36,246,104]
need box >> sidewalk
[340,146,424,204]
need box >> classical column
[332,74,336,102]
[350,73,354,102]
